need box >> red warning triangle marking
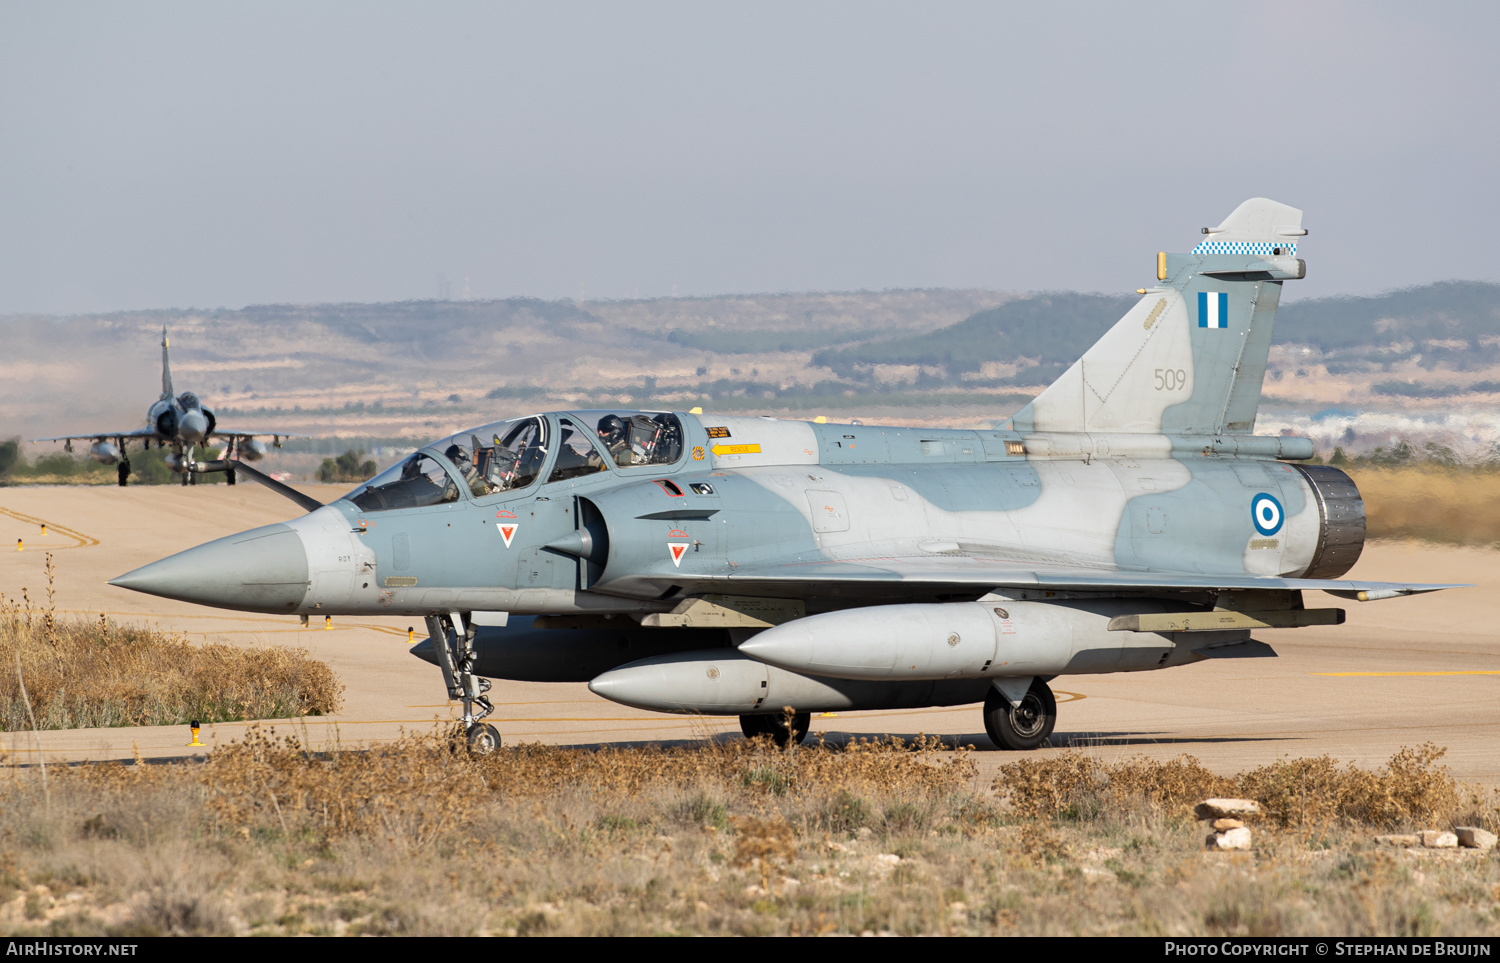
[499,524,518,548]
[668,542,688,567]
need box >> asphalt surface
[2,483,1497,784]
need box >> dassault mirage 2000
[110,199,1461,752]
[34,328,304,487]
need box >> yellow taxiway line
[0,506,100,549]
[1315,670,1500,677]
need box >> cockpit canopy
[343,410,684,513]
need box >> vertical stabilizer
[1010,198,1305,436]
[160,327,175,400]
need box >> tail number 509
[1154,368,1188,391]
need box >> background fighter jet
[111,199,1463,753]
[34,328,303,487]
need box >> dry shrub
[731,815,798,889]
[1,580,341,729]
[473,732,975,801]
[55,727,974,849]
[995,752,1234,821]
[1242,743,1458,830]
[994,744,1459,830]
[4,731,1495,937]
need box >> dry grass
[1,732,1498,936]
[1351,466,1500,546]
[995,744,1466,834]
[1,555,341,730]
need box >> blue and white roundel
[1251,493,1284,536]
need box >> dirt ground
[1,483,1496,785]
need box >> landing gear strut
[983,679,1057,750]
[739,710,811,748]
[424,612,497,753]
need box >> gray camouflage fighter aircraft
[34,328,302,487]
[110,199,1462,752]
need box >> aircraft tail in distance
[160,326,174,401]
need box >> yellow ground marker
[188,721,203,747]
[0,507,99,548]
[325,615,332,630]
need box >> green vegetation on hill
[316,448,378,483]
[1276,280,1500,352]
[0,438,222,486]
[804,281,1500,387]
[812,292,1135,377]
[667,327,883,354]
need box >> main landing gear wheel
[739,711,811,748]
[117,460,131,487]
[983,680,1057,751]
[465,723,501,755]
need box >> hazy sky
[3,2,1497,315]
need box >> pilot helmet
[444,443,473,469]
[597,414,627,443]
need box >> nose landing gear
[425,612,498,753]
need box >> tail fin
[160,326,175,400]
[1010,198,1306,435]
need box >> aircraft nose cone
[179,409,209,442]
[110,523,310,613]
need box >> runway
[2,483,1497,785]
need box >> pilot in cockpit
[597,414,634,466]
[445,442,489,497]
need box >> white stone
[1456,827,1497,850]
[1206,827,1253,851]
[1421,830,1458,849]
[1374,834,1420,847]
[1195,798,1262,820]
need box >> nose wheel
[425,613,497,752]
[466,723,500,754]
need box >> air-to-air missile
[109,199,1461,753]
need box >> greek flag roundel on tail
[1198,291,1229,329]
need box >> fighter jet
[110,199,1462,752]
[34,328,302,487]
